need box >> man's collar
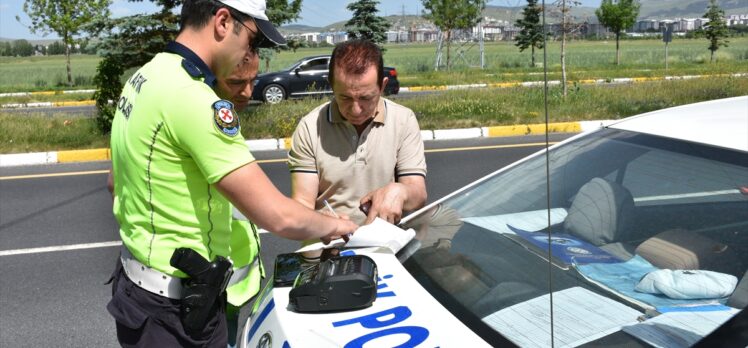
[328,98,386,125]
[166,41,217,88]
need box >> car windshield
[400,128,748,347]
[283,60,303,71]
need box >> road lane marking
[0,169,109,180]
[0,241,122,257]
[425,142,555,153]
[0,142,555,255]
[0,142,555,181]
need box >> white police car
[241,96,748,347]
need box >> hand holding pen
[323,199,352,243]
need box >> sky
[1,0,601,40]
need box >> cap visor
[255,18,286,47]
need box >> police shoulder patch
[212,100,240,137]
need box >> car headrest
[564,178,635,246]
[636,229,740,274]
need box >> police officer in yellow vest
[214,51,263,347]
[106,1,358,346]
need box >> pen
[323,199,351,242]
[323,199,339,218]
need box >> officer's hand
[321,216,358,244]
[360,183,407,225]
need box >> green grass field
[1,37,746,95]
[0,55,100,93]
[1,76,745,154]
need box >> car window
[400,128,748,347]
[299,58,328,72]
[617,149,747,206]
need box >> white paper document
[621,308,739,348]
[482,286,642,348]
[296,217,415,254]
[462,208,568,234]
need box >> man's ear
[213,7,232,40]
[380,76,389,94]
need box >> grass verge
[1,37,747,97]
[0,76,745,154]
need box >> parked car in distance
[251,55,400,104]
[241,96,748,347]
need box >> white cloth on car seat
[635,269,738,300]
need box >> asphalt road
[0,134,571,347]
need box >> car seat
[727,270,748,309]
[563,177,637,259]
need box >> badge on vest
[213,100,240,137]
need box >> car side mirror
[294,68,301,75]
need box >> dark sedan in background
[251,55,400,104]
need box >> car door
[288,57,330,97]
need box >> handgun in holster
[170,248,233,333]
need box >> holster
[170,248,233,333]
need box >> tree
[19,0,111,86]
[421,0,486,70]
[595,0,640,65]
[515,0,544,67]
[47,41,66,55]
[259,0,303,72]
[285,37,308,52]
[345,0,391,47]
[703,0,729,63]
[12,39,35,56]
[553,0,581,97]
[1,42,12,56]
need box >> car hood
[256,70,286,79]
[241,238,489,347]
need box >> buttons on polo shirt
[356,144,366,164]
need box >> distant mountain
[638,0,748,19]
[278,24,324,34]
[483,5,598,23]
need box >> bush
[93,57,124,133]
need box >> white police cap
[216,0,287,47]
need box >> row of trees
[513,0,730,95]
[0,39,95,57]
[515,0,730,67]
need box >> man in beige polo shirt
[288,39,427,225]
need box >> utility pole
[401,4,406,43]
[435,31,444,71]
[662,24,672,73]
[479,21,485,69]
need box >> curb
[398,72,747,93]
[1,100,96,109]
[0,120,613,167]
[3,73,746,109]
[0,89,95,98]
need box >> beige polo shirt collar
[328,98,387,125]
